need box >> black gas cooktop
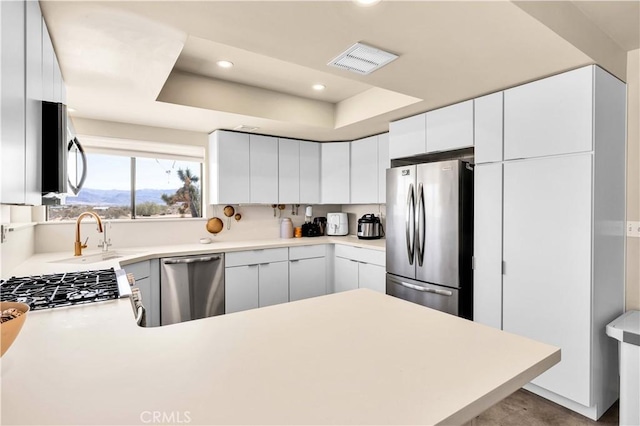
[0,269,121,311]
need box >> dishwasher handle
[163,255,222,265]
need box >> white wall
[626,48,640,311]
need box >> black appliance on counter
[314,217,326,235]
[357,214,384,240]
[301,222,323,237]
[0,268,130,310]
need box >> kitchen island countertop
[1,288,559,425]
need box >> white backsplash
[341,204,386,236]
[1,225,35,278]
[35,204,342,253]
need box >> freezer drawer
[386,274,458,316]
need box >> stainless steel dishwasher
[160,253,225,325]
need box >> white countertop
[5,235,385,278]
[1,289,559,425]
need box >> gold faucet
[75,212,104,256]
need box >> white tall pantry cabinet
[473,65,626,420]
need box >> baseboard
[523,383,617,421]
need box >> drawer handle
[290,260,300,263]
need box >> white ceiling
[40,1,639,142]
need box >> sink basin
[51,251,140,265]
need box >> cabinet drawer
[225,248,289,267]
[335,245,385,266]
[123,261,150,280]
[289,245,326,260]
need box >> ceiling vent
[327,42,398,75]
[233,125,260,132]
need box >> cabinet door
[52,53,62,103]
[358,263,385,293]
[1,0,26,204]
[299,141,320,204]
[278,138,300,204]
[504,66,593,160]
[258,261,289,308]
[473,163,503,329]
[209,131,250,204]
[426,100,473,153]
[321,142,350,204]
[25,0,42,205]
[225,265,259,313]
[334,257,359,293]
[289,257,326,301]
[350,136,378,204]
[378,133,389,203]
[389,113,426,159]
[250,134,279,203]
[474,92,503,164]
[503,154,592,405]
[41,19,54,103]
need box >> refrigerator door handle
[416,182,426,267]
[397,280,454,297]
[406,183,415,265]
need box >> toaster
[327,212,348,236]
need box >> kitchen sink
[51,251,141,265]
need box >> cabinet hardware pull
[163,256,221,264]
[397,280,453,297]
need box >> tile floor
[476,389,619,425]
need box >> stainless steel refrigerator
[386,160,473,319]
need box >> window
[47,153,203,221]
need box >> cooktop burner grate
[0,269,121,311]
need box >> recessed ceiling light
[216,60,234,69]
[354,0,381,6]
[312,84,326,91]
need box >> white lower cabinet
[124,259,160,327]
[358,263,385,293]
[225,265,259,314]
[334,245,386,294]
[258,261,289,308]
[335,257,358,293]
[226,262,288,313]
[225,248,289,313]
[289,257,326,302]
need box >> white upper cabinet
[278,138,300,204]
[378,133,389,203]
[41,19,54,103]
[426,100,474,153]
[1,0,26,204]
[299,141,320,204]
[504,66,593,160]
[249,134,279,204]
[24,0,42,205]
[389,113,426,159]
[350,136,378,204]
[209,131,250,204]
[474,92,503,164]
[321,142,350,204]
